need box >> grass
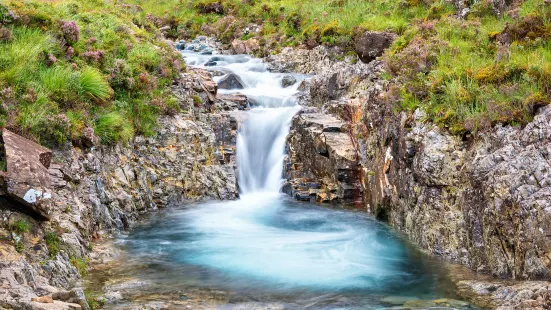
[11,219,31,234]
[94,111,134,144]
[70,256,89,276]
[0,0,182,146]
[45,231,62,257]
[0,0,549,140]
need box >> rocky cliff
[272,45,551,308]
[0,65,240,309]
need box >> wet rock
[218,73,245,90]
[2,129,53,219]
[284,110,360,204]
[281,75,297,88]
[354,31,395,63]
[205,60,217,66]
[216,93,249,110]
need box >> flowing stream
[85,51,473,309]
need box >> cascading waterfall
[185,51,302,194]
[98,49,469,309]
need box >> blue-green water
[104,193,470,309]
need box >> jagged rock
[217,73,245,90]
[354,31,395,63]
[191,68,217,102]
[216,93,249,110]
[2,129,53,219]
[81,127,98,148]
[281,75,297,88]
[53,288,90,310]
[284,110,360,203]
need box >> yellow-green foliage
[0,0,182,146]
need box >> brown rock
[231,38,260,55]
[354,31,395,63]
[32,295,54,303]
[2,129,53,219]
[196,2,224,14]
[191,69,218,102]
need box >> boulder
[231,38,260,55]
[2,129,53,220]
[217,73,245,90]
[216,93,249,110]
[354,31,395,63]
[281,75,297,88]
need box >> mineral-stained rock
[2,129,54,219]
[354,31,395,63]
[284,110,361,204]
[217,73,245,90]
[32,296,53,303]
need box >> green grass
[70,256,89,276]
[1,0,549,139]
[45,231,62,257]
[94,111,134,144]
[0,0,182,146]
[11,219,31,234]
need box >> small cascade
[183,50,304,194]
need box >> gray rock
[217,73,245,90]
[281,75,297,88]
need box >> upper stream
[86,50,473,309]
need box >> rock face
[0,67,239,308]
[217,73,245,90]
[354,31,395,64]
[280,45,551,307]
[2,129,54,219]
[284,110,361,203]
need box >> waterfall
[183,51,303,195]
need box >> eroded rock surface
[0,66,239,308]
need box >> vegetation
[0,0,549,139]
[124,0,550,134]
[70,256,89,276]
[45,231,62,257]
[11,219,31,234]
[0,0,183,146]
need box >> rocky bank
[264,42,551,308]
[0,46,242,309]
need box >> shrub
[128,44,161,71]
[59,20,80,45]
[45,232,61,257]
[78,67,113,101]
[94,111,134,144]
